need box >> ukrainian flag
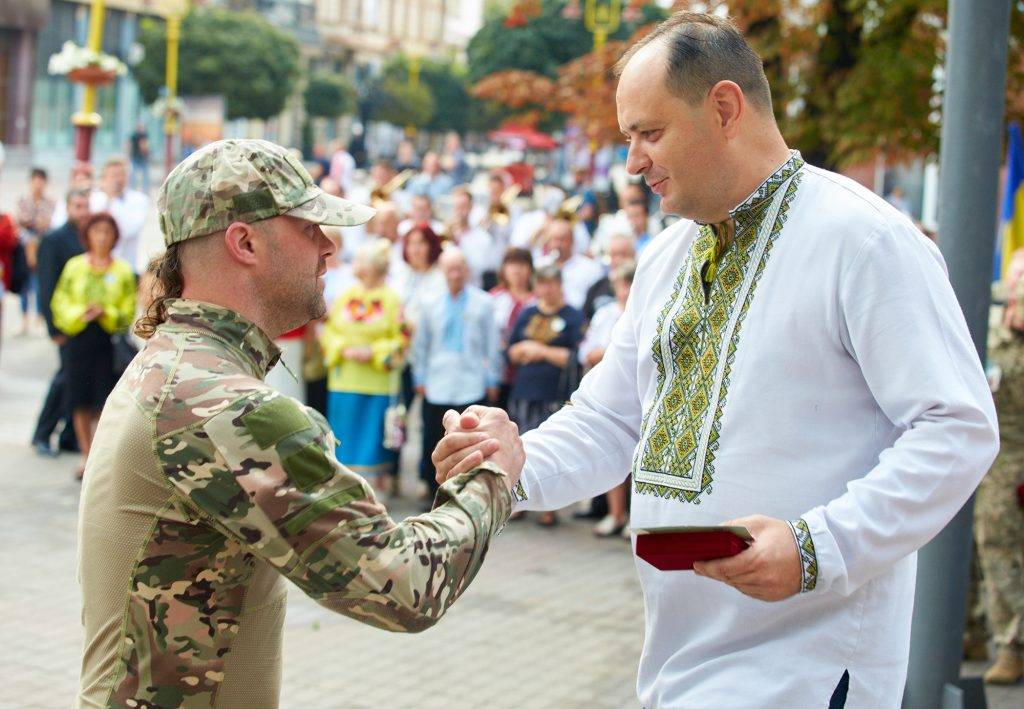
[1000,122,1024,281]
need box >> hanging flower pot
[67,65,119,87]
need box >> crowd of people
[278,136,657,533]
[0,135,659,537]
[0,127,1019,682]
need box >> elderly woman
[506,264,584,526]
[320,238,409,491]
[51,212,136,478]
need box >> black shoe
[33,440,58,458]
[572,508,604,520]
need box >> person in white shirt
[541,217,605,310]
[431,11,998,708]
[447,186,501,289]
[90,156,150,273]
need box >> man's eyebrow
[623,121,661,133]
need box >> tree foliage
[305,73,356,119]
[674,0,1024,169]
[135,7,301,121]
[466,0,664,83]
[369,78,436,129]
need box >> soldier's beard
[263,257,327,335]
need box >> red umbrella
[488,124,559,151]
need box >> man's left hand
[692,515,802,602]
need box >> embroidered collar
[730,150,805,221]
[161,298,281,377]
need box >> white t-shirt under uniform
[512,152,998,708]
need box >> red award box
[634,525,753,571]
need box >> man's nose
[625,143,650,176]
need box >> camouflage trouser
[965,547,988,645]
[973,447,1024,650]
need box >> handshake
[431,406,526,493]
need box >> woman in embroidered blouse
[51,212,136,478]
[321,238,410,491]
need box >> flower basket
[67,66,118,87]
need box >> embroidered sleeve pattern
[788,518,819,593]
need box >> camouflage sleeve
[158,391,512,632]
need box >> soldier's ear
[224,221,259,267]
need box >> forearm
[307,467,512,630]
[541,345,570,368]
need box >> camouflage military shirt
[77,299,511,708]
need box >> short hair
[498,247,534,288]
[66,187,90,204]
[403,222,443,266]
[103,155,129,172]
[615,12,773,114]
[80,212,121,251]
[534,264,562,283]
[30,167,47,181]
[451,184,473,201]
[357,238,392,277]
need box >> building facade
[0,0,51,150]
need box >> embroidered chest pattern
[632,164,803,504]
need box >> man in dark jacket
[31,189,90,455]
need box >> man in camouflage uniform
[77,139,523,707]
[976,266,1024,684]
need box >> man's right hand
[432,406,524,491]
[51,334,67,346]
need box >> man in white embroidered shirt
[431,11,999,709]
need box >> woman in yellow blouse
[51,212,136,478]
[320,238,409,490]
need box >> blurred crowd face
[103,162,128,195]
[618,42,725,221]
[535,275,564,309]
[67,193,91,228]
[502,261,532,293]
[452,191,473,224]
[607,236,636,270]
[410,195,433,222]
[405,228,432,271]
[70,162,93,190]
[30,172,47,198]
[371,163,395,186]
[397,140,416,166]
[319,177,343,198]
[86,219,117,258]
[626,201,648,235]
[422,152,441,176]
[489,175,505,204]
[440,250,469,294]
[370,205,400,242]
[546,219,575,262]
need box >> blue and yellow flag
[1000,122,1024,281]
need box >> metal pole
[72,0,106,163]
[905,1,1012,707]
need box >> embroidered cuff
[511,480,528,503]
[788,518,819,593]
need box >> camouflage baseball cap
[157,138,376,246]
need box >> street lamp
[584,0,621,52]
[159,0,189,175]
[70,0,108,162]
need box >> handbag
[383,394,407,451]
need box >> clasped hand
[431,406,525,492]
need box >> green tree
[376,56,502,134]
[466,0,663,83]
[305,73,356,119]
[135,7,301,121]
[370,78,436,129]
